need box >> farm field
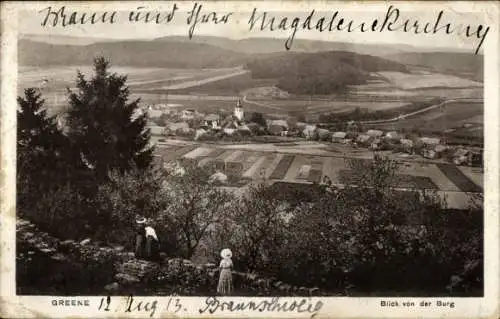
[19,65,483,121]
[377,71,483,90]
[152,141,483,209]
[367,101,483,135]
[19,65,245,90]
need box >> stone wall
[17,218,324,296]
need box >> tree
[17,88,68,175]
[67,57,153,180]
[249,112,266,127]
[228,183,290,273]
[160,160,232,258]
[90,166,177,250]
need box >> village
[143,99,483,168]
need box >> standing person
[217,248,233,295]
[134,217,160,261]
[134,216,147,259]
[144,220,160,261]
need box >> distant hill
[245,51,409,94]
[155,36,419,56]
[20,34,123,46]
[384,52,483,82]
[18,39,248,68]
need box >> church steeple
[234,98,244,121]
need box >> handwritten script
[97,295,323,317]
[38,3,490,54]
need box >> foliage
[90,166,175,249]
[249,112,267,127]
[66,57,153,180]
[226,183,291,273]
[159,160,233,258]
[17,88,73,183]
[204,155,482,295]
[247,51,408,95]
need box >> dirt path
[162,69,249,90]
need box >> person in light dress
[217,248,233,295]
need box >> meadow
[367,101,483,138]
[377,71,483,90]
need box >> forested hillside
[246,51,409,94]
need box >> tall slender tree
[66,57,153,179]
[17,88,68,179]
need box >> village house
[148,126,166,136]
[332,131,347,143]
[165,122,190,135]
[356,134,372,146]
[366,129,384,138]
[204,114,220,129]
[385,131,401,141]
[400,138,414,153]
[419,137,441,146]
[453,148,483,166]
[370,138,383,150]
[316,128,331,141]
[302,125,318,140]
[180,110,195,121]
[268,119,289,136]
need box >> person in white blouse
[135,217,160,261]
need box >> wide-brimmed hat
[136,217,147,224]
[220,248,232,259]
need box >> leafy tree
[249,112,266,127]
[67,57,153,180]
[160,160,232,258]
[90,165,180,250]
[227,183,290,273]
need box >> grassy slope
[18,39,249,68]
[384,52,484,82]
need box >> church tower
[234,98,244,121]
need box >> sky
[15,1,494,53]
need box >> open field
[367,101,483,134]
[19,65,483,123]
[152,141,483,209]
[377,71,483,90]
[18,65,246,97]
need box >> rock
[256,279,267,288]
[51,253,67,261]
[281,284,292,293]
[40,248,56,254]
[246,273,258,281]
[80,238,91,246]
[273,281,283,289]
[115,273,140,284]
[60,240,75,246]
[309,287,320,296]
[104,282,120,292]
[17,220,30,227]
